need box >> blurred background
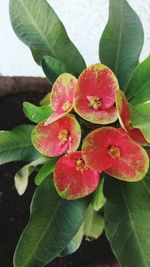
[0,0,150,77]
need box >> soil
[0,79,119,267]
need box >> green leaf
[40,93,50,106]
[99,0,144,89]
[0,125,40,165]
[31,48,46,65]
[91,178,106,211]
[15,157,48,195]
[14,178,87,267]
[42,55,68,83]
[104,174,150,267]
[61,204,104,257]
[83,205,104,240]
[35,158,58,185]
[23,102,53,123]
[126,57,150,103]
[9,0,86,75]
[60,224,83,257]
[130,104,150,142]
[132,102,150,114]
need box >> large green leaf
[0,125,40,165]
[42,55,68,83]
[126,57,150,103]
[23,102,53,123]
[61,204,104,257]
[9,0,86,76]
[104,174,150,267]
[99,0,144,89]
[31,48,46,65]
[60,224,83,257]
[14,178,87,267]
[132,103,150,114]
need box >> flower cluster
[32,64,149,200]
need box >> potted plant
[1,0,150,267]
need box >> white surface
[0,0,150,76]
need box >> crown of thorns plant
[32,63,149,200]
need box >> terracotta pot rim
[0,76,51,97]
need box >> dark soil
[0,89,119,267]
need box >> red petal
[53,152,100,200]
[44,112,65,125]
[75,96,117,124]
[116,90,131,130]
[129,128,150,146]
[82,127,149,181]
[46,73,77,124]
[74,64,119,124]
[116,90,150,146]
[32,115,81,157]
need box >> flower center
[108,145,121,159]
[87,96,102,110]
[76,158,89,173]
[62,101,72,112]
[58,129,70,144]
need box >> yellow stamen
[108,145,121,159]
[58,130,70,144]
[76,158,89,173]
[87,96,102,110]
[62,101,72,112]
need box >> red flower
[53,152,100,200]
[82,127,149,181]
[32,114,81,157]
[74,64,119,124]
[45,73,77,125]
[116,90,150,146]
